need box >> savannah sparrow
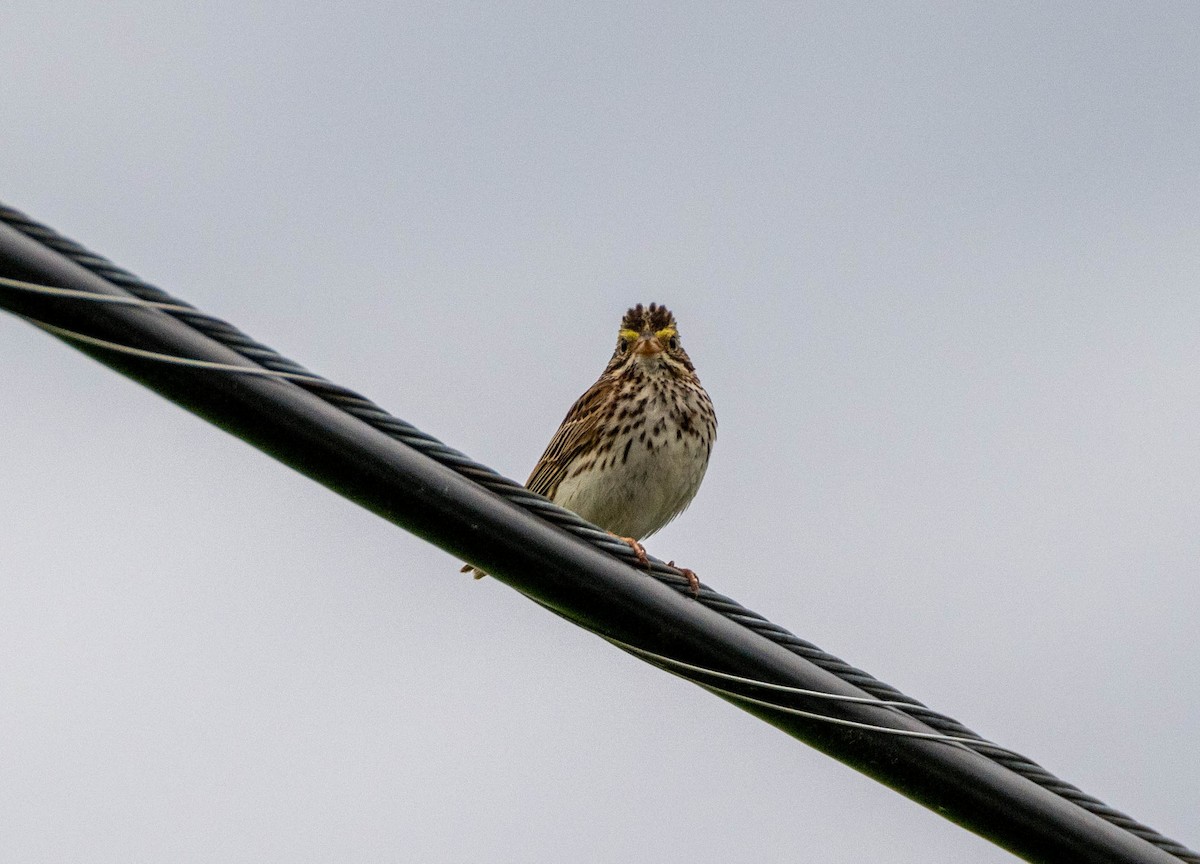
[466,303,716,592]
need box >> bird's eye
[668,336,678,350]
[619,339,630,352]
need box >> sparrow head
[607,303,695,374]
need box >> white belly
[551,391,713,539]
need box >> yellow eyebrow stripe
[655,327,677,339]
[619,329,639,341]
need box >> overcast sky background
[1,3,1198,862]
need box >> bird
[464,302,716,593]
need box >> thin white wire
[3,273,327,382]
[7,255,1196,862]
[0,273,194,312]
[605,635,1024,757]
[696,681,1008,752]
[23,317,328,384]
[608,636,930,709]
[5,271,1023,763]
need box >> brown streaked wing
[524,376,614,499]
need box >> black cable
[0,202,1194,864]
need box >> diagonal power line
[0,202,1194,864]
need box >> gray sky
[2,3,1198,861]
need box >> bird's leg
[613,534,650,568]
[610,535,700,597]
[667,561,701,597]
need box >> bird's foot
[667,561,701,597]
[460,563,487,579]
[614,534,650,568]
[609,535,700,598]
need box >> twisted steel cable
[1,202,1194,864]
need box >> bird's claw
[668,561,701,597]
[617,535,650,568]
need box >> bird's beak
[633,333,664,357]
